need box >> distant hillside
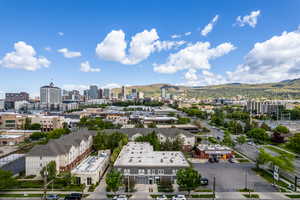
[112,79,300,99]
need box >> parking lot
[193,162,276,192]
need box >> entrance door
[149,178,153,184]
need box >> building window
[76,177,81,185]
[87,177,92,185]
[138,169,145,174]
[152,169,156,174]
[124,169,130,174]
[158,169,164,174]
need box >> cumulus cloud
[80,61,101,72]
[171,32,192,39]
[153,41,235,74]
[0,41,50,71]
[185,32,191,36]
[101,83,121,89]
[58,48,81,58]
[184,70,228,86]
[171,34,181,39]
[63,84,90,92]
[96,29,185,65]
[226,30,300,83]
[44,47,51,52]
[58,32,64,36]
[201,15,219,36]
[184,69,198,81]
[236,10,260,28]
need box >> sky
[0,0,300,97]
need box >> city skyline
[0,0,300,97]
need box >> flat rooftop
[197,144,232,152]
[114,142,189,167]
[0,154,25,167]
[0,134,23,139]
[72,153,109,174]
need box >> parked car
[228,158,235,163]
[156,195,168,200]
[172,194,186,200]
[64,193,82,200]
[208,157,214,163]
[200,177,209,186]
[64,195,79,200]
[213,157,219,163]
[113,195,128,200]
[46,194,59,200]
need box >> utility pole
[213,176,216,199]
[43,165,48,200]
[245,170,248,190]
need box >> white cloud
[0,41,50,71]
[63,84,89,92]
[226,30,300,83]
[58,48,81,58]
[201,15,219,36]
[236,10,260,28]
[44,47,51,52]
[154,41,235,74]
[96,30,127,62]
[171,34,181,39]
[185,32,191,36]
[96,29,184,65]
[58,32,64,36]
[80,61,101,72]
[184,69,198,81]
[101,83,121,89]
[184,70,228,86]
[171,32,191,39]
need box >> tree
[24,117,31,130]
[134,123,144,128]
[40,161,57,180]
[260,122,271,131]
[106,169,123,194]
[247,128,269,144]
[274,125,289,134]
[177,117,191,124]
[222,131,234,147]
[236,135,247,145]
[176,168,201,195]
[256,148,294,172]
[0,169,16,189]
[148,123,157,128]
[286,133,300,153]
[30,123,41,130]
[29,132,46,140]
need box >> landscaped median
[150,194,215,199]
[243,194,260,198]
[286,194,300,199]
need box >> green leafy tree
[40,161,57,180]
[176,168,201,195]
[286,133,300,153]
[24,117,31,130]
[177,117,191,124]
[30,123,41,130]
[29,132,46,140]
[236,135,247,145]
[0,169,16,189]
[222,131,234,147]
[148,123,157,128]
[106,169,123,194]
[256,148,294,172]
[274,125,289,134]
[247,128,269,144]
[134,123,144,128]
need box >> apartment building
[71,150,110,185]
[29,115,65,132]
[114,142,189,184]
[25,129,96,176]
[103,128,196,151]
[0,113,26,129]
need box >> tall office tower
[40,82,62,104]
[98,88,103,99]
[103,88,111,99]
[131,88,137,99]
[88,85,99,99]
[160,87,166,99]
[121,86,126,100]
[5,92,30,109]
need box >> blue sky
[0,0,300,97]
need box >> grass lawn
[190,194,215,198]
[243,194,260,198]
[234,153,244,158]
[252,168,289,188]
[264,145,295,157]
[238,188,254,192]
[286,194,300,198]
[237,159,250,163]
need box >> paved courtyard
[193,162,276,192]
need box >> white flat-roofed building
[71,151,110,185]
[114,142,189,184]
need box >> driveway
[193,162,276,192]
